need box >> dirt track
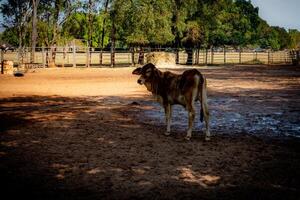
[0,65,300,199]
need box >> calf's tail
[199,75,209,123]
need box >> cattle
[132,63,210,140]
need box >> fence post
[17,48,20,66]
[42,47,45,68]
[0,49,2,73]
[196,49,199,65]
[99,50,103,65]
[205,48,208,65]
[0,49,3,64]
[110,45,115,67]
[284,51,287,64]
[271,51,273,64]
[72,40,76,68]
[138,47,144,65]
[193,49,195,65]
[239,47,242,64]
[0,50,2,74]
[62,47,65,68]
[211,47,214,64]
[131,48,135,66]
[224,46,226,64]
[86,46,90,68]
[176,49,179,64]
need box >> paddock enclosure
[1,48,294,67]
[0,65,300,199]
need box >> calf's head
[132,63,156,85]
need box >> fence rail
[0,47,296,68]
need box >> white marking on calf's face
[137,68,153,85]
[137,76,146,85]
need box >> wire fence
[0,47,297,68]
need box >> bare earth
[0,65,299,200]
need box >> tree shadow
[0,95,299,200]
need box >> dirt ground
[0,65,300,200]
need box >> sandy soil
[0,65,300,200]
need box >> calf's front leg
[164,104,172,136]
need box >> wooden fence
[0,47,294,68]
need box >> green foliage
[0,0,31,47]
[255,19,291,50]
[207,0,259,47]
[171,0,198,47]
[182,21,203,47]
[1,27,19,46]
[288,29,300,49]
[272,26,291,50]
[113,0,174,46]
[0,0,298,50]
[62,12,87,40]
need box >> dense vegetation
[1,0,300,51]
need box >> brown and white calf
[132,63,210,140]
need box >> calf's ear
[132,67,142,75]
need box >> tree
[0,27,19,47]
[84,0,95,67]
[112,0,175,64]
[268,28,281,50]
[1,0,297,66]
[182,21,204,64]
[171,0,198,48]
[255,19,284,50]
[39,0,79,67]
[288,29,300,49]
[62,12,87,40]
[99,0,111,49]
[113,0,174,47]
[272,26,291,50]
[207,0,259,48]
[31,0,40,63]
[98,0,111,65]
[1,0,31,53]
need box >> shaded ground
[0,65,300,199]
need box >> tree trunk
[110,10,116,67]
[18,25,23,64]
[175,49,179,64]
[31,0,39,64]
[110,25,115,67]
[138,47,144,65]
[131,47,135,66]
[87,0,93,67]
[186,48,193,65]
[47,0,60,68]
[100,0,109,65]
[110,36,115,67]
[48,45,56,68]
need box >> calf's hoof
[205,136,211,141]
[164,131,171,136]
[185,135,191,141]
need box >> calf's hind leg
[186,107,195,140]
[185,86,198,140]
